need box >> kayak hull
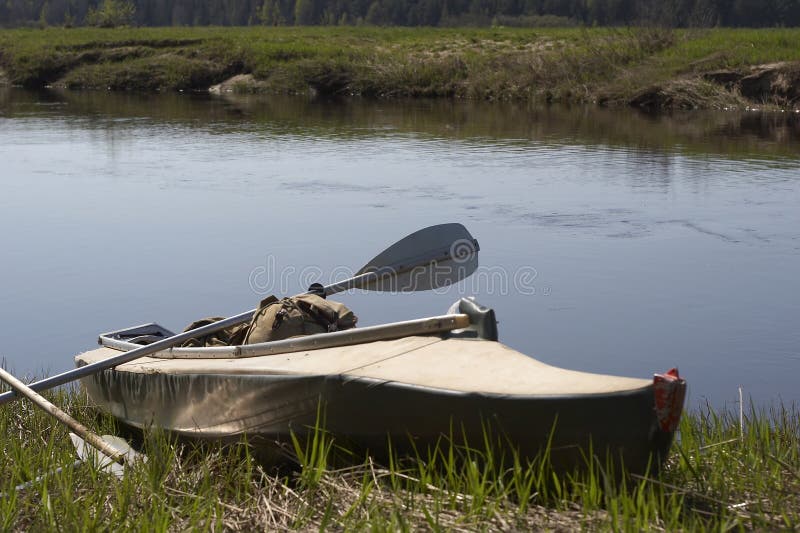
[76,331,680,474]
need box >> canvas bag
[243,294,357,345]
[180,317,250,347]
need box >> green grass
[668,28,800,71]
[1,26,799,108]
[1,381,799,530]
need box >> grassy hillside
[1,26,799,109]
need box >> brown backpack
[243,294,357,345]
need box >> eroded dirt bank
[629,62,800,110]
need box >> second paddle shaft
[0,269,398,405]
[0,272,377,405]
[0,367,125,464]
[0,308,256,406]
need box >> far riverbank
[1,26,799,110]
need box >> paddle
[0,366,145,494]
[69,432,144,478]
[0,223,479,406]
[0,366,133,468]
[326,222,479,294]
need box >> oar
[69,432,144,478]
[0,367,144,495]
[0,367,128,466]
[0,223,479,406]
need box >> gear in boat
[98,293,500,358]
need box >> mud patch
[738,62,800,107]
[632,62,800,111]
[704,64,796,101]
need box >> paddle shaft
[0,367,126,464]
[0,308,256,406]
[0,270,383,406]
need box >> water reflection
[2,87,800,161]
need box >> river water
[1,88,798,409]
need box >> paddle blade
[354,223,479,292]
[69,432,146,478]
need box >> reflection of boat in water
[75,297,686,474]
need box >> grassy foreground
[0,26,799,109]
[1,384,799,531]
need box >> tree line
[2,0,799,28]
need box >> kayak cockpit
[97,297,499,360]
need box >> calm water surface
[1,88,799,408]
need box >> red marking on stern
[653,368,687,432]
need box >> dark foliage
[2,0,800,28]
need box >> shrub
[86,0,136,28]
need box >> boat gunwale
[99,313,471,359]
